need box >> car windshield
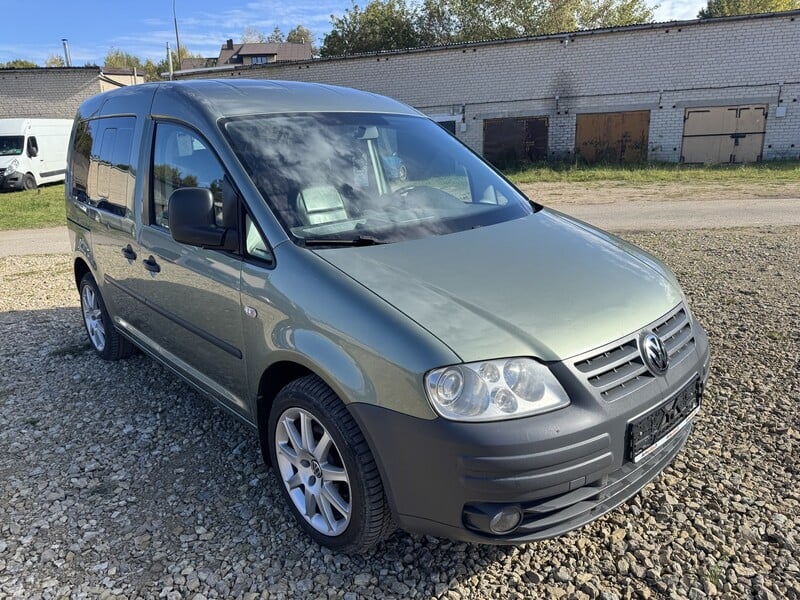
[0,136,24,156]
[224,113,535,245]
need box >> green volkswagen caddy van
[66,80,710,552]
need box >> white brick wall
[0,68,103,120]
[181,12,799,162]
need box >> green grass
[0,184,65,230]
[505,160,800,185]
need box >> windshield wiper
[301,235,385,247]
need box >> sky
[1,1,707,67]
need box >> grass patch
[505,160,800,185]
[0,184,65,230]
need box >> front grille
[574,304,695,402]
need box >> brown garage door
[681,105,766,164]
[483,117,548,169]
[575,111,650,164]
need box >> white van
[0,118,72,191]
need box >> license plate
[628,379,700,463]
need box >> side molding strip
[105,275,243,360]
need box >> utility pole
[173,0,183,69]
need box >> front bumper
[349,315,710,544]
[0,172,24,191]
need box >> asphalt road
[1,196,799,257]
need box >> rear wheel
[79,273,134,360]
[269,375,393,552]
[22,173,36,190]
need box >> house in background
[180,39,312,72]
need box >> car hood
[316,209,682,362]
[0,156,20,168]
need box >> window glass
[224,113,532,246]
[244,214,273,263]
[70,117,136,216]
[0,136,23,156]
[151,122,225,229]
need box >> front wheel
[22,173,36,190]
[269,375,393,552]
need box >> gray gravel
[1,226,798,599]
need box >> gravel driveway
[1,226,798,599]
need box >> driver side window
[151,122,226,229]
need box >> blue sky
[2,0,706,66]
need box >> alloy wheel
[274,407,352,536]
[81,285,106,352]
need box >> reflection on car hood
[316,209,682,362]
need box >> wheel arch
[256,360,315,465]
[74,256,91,290]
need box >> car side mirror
[168,187,236,251]
[27,138,38,158]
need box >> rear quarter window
[71,117,136,217]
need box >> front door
[132,121,249,415]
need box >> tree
[429,0,657,42]
[103,47,201,81]
[698,0,799,17]
[45,54,66,67]
[321,0,422,56]
[242,25,267,42]
[104,48,144,70]
[267,26,286,43]
[321,0,658,56]
[287,24,314,45]
[2,59,38,68]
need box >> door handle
[121,245,137,261]
[142,256,161,274]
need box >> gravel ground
[0,226,798,600]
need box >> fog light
[489,506,523,534]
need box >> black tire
[268,375,394,552]
[22,173,36,190]
[78,272,134,360]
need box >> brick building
[175,11,800,165]
[0,67,142,121]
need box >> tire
[79,272,134,360]
[22,173,37,190]
[269,375,394,552]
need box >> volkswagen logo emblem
[640,332,669,376]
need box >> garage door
[681,105,766,164]
[483,117,548,168]
[575,111,650,164]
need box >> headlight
[425,357,570,422]
[5,159,18,175]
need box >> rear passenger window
[70,117,136,217]
[151,123,225,229]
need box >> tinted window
[151,122,225,229]
[70,117,136,217]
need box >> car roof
[83,79,421,121]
